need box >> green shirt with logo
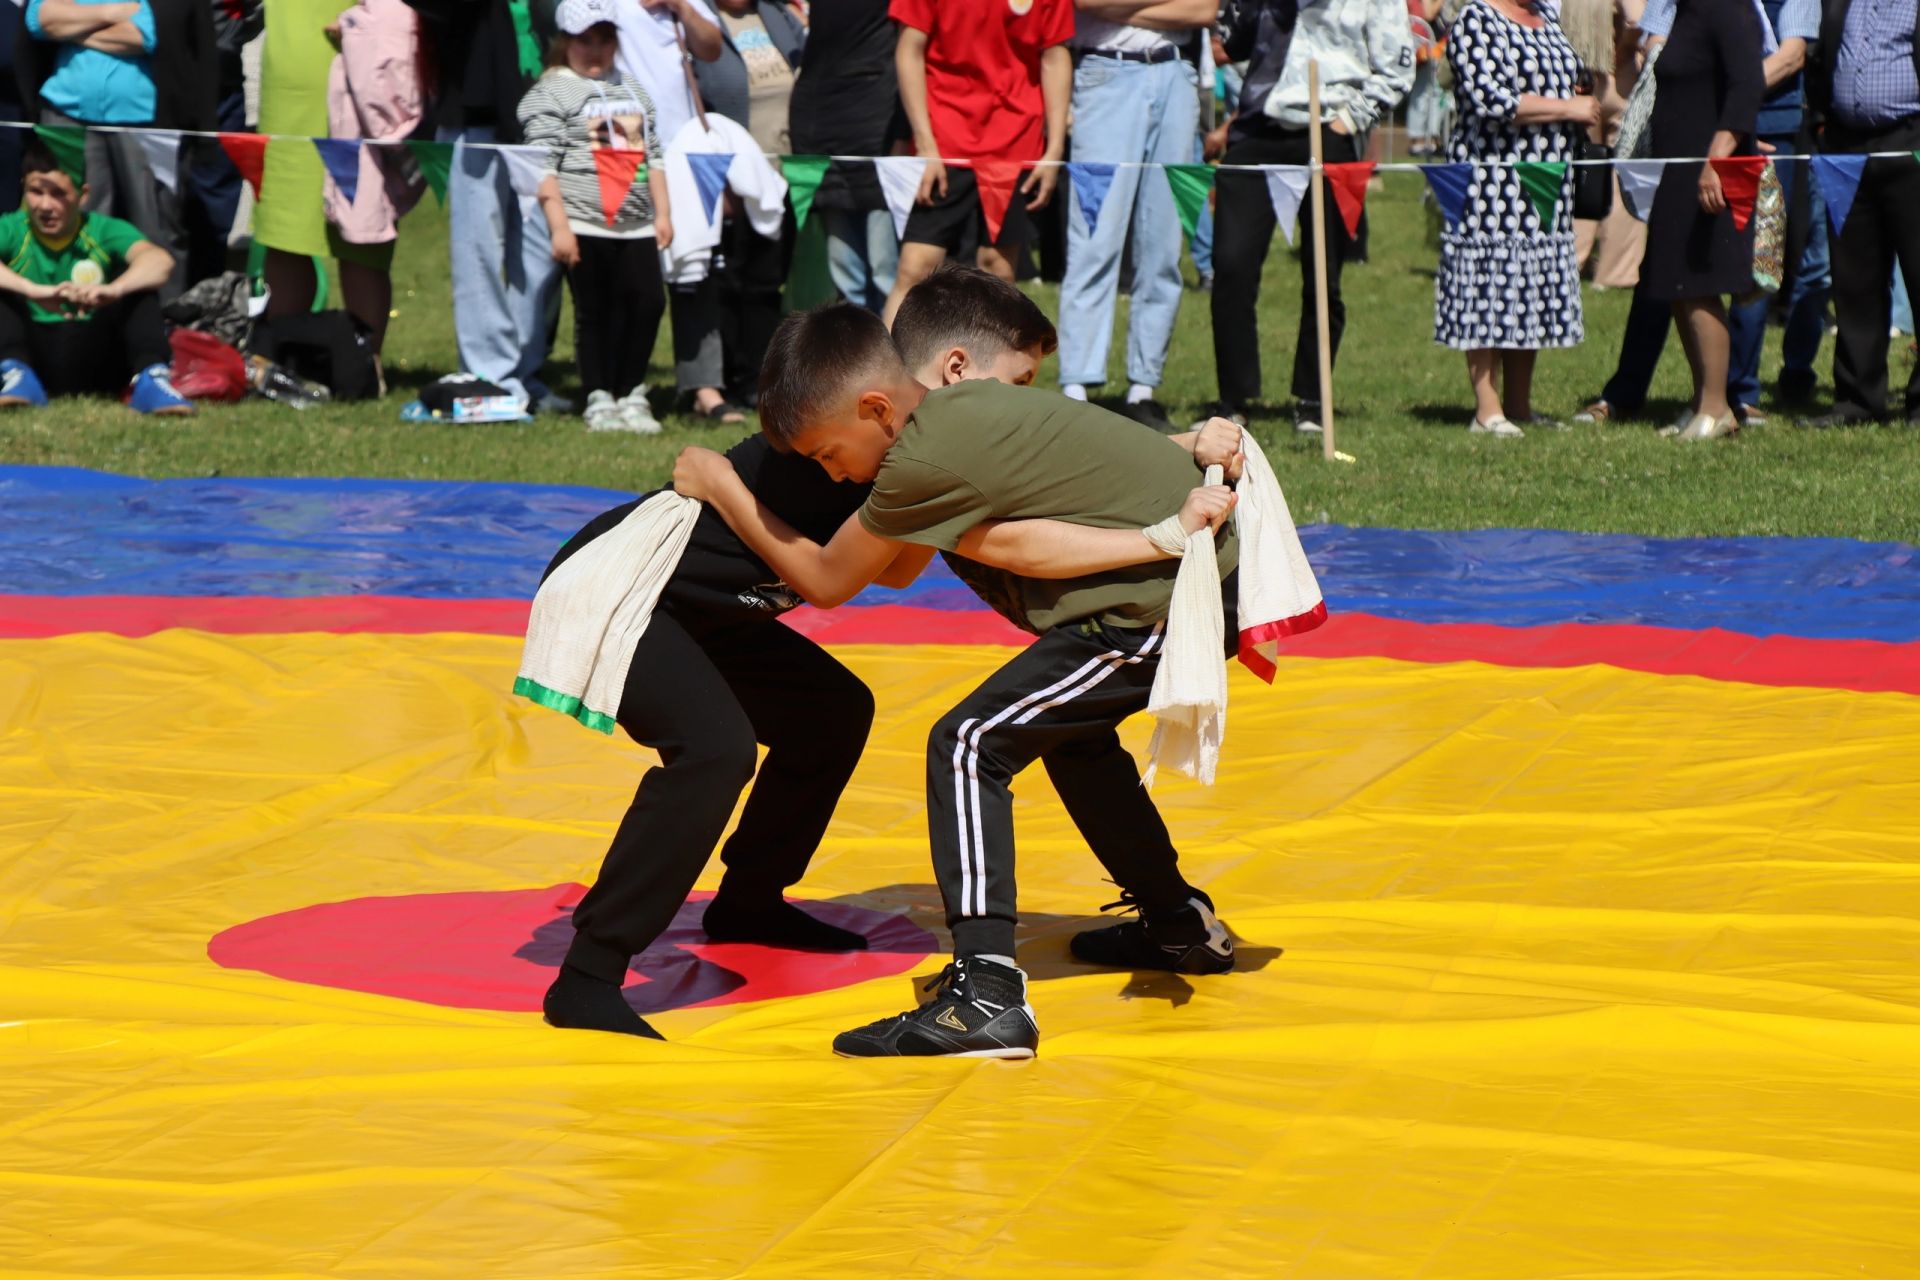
[0,210,147,324]
[857,380,1239,634]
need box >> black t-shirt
[540,434,870,628]
[788,0,905,211]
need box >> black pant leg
[1600,285,1675,413]
[719,211,792,401]
[0,293,32,365]
[28,313,124,396]
[1883,156,1920,416]
[113,291,171,374]
[1040,727,1190,908]
[1829,157,1894,418]
[1209,136,1286,410]
[926,623,1173,958]
[564,612,760,982]
[697,619,876,900]
[568,237,619,399]
[606,236,664,399]
[1291,131,1359,404]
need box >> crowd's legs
[1210,130,1359,418]
[1055,55,1196,404]
[823,208,898,313]
[1825,120,1920,424]
[444,129,563,410]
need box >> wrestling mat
[3,465,1919,1278]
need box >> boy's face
[788,390,908,484]
[914,343,1045,390]
[23,170,83,241]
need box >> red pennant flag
[973,160,1023,244]
[1709,155,1767,231]
[219,133,268,199]
[591,149,648,228]
[1323,162,1375,239]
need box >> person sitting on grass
[0,137,192,415]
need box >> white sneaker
[1470,415,1525,438]
[617,388,662,434]
[584,390,633,433]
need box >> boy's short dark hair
[758,303,909,449]
[890,264,1058,373]
[19,138,71,188]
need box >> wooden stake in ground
[1307,60,1336,461]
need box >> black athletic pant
[669,210,794,402]
[1210,128,1360,412]
[566,234,665,401]
[0,290,169,394]
[563,612,875,983]
[1826,117,1920,421]
[927,620,1198,958]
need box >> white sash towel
[513,491,701,734]
[1142,434,1327,786]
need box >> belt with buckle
[1080,44,1186,65]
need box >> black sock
[703,894,869,951]
[542,963,663,1039]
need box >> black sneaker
[832,956,1038,1059]
[1120,398,1176,434]
[1293,400,1324,436]
[1070,890,1235,975]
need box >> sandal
[693,395,746,425]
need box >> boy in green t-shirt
[0,137,192,415]
[672,302,1245,1060]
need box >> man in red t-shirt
[881,0,1074,323]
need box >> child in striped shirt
[519,0,673,433]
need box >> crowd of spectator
[0,0,1913,437]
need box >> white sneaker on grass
[618,387,662,434]
[584,390,632,433]
[1469,415,1525,438]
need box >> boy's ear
[855,388,901,434]
[940,347,969,386]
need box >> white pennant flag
[136,129,182,194]
[499,145,548,221]
[1264,166,1310,244]
[1615,159,1666,222]
[872,156,928,240]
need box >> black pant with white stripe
[928,619,1198,958]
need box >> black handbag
[1571,136,1614,221]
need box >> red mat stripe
[4,594,1918,698]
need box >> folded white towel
[1142,434,1327,785]
[514,491,700,734]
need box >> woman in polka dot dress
[1435,0,1600,437]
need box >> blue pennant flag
[1421,163,1472,228]
[1810,154,1865,238]
[687,152,733,227]
[1067,162,1116,234]
[1769,156,1799,213]
[313,138,361,206]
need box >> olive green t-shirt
[857,381,1238,633]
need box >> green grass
[3,182,1915,540]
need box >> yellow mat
[4,631,1920,1277]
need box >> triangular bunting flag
[780,155,830,227]
[1164,164,1216,239]
[1514,161,1568,227]
[1066,161,1116,236]
[1263,166,1310,244]
[686,152,733,228]
[1709,156,1766,231]
[872,156,928,239]
[135,130,181,194]
[406,140,453,206]
[498,145,546,222]
[974,160,1023,244]
[1769,155,1799,212]
[1810,153,1865,238]
[32,124,86,185]
[590,149,647,227]
[1323,162,1375,239]
[218,133,268,198]
[1616,159,1664,221]
[313,137,362,206]
[1421,162,1473,228]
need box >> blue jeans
[1190,135,1214,279]
[1407,61,1447,140]
[442,125,562,405]
[822,207,897,312]
[1057,55,1199,389]
[1727,144,1831,405]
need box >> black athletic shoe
[1120,398,1177,434]
[832,956,1038,1059]
[1070,890,1236,975]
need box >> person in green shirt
[672,300,1246,1060]
[0,136,192,414]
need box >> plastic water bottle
[245,355,332,409]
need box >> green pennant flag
[33,124,87,186]
[781,155,831,228]
[1514,161,1569,227]
[407,140,454,206]
[1164,164,1217,239]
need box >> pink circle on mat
[209,885,936,1015]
